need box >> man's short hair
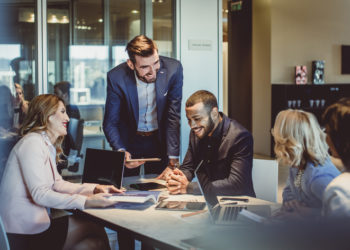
[186,90,218,113]
[54,81,71,95]
[126,35,158,63]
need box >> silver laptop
[194,160,270,225]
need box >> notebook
[82,148,125,189]
[194,160,271,225]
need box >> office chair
[252,159,279,202]
[57,118,84,173]
[0,216,10,250]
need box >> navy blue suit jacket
[103,56,183,157]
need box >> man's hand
[157,158,180,180]
[156,167,173,180]
[123,151,145,169]
[166,169,189,194]
[93,184,125,194]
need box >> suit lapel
[155,67,168,124]
[125,72,139,125]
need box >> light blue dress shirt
[135,74,158,132]
[283,157,340,208]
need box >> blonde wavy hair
[272,109,329,169]
[20,94,65,163]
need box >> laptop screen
[194,160,220,209]
[82,148,125,188]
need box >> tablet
[126,158,161,162]
[155,201,206,211]
[130,182,166,191]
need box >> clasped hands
[165,168,189,194]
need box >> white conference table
[75,175,281,250]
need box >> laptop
[194,160,271,225]
[82,148,125,189]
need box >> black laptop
[82,148,125,189]
[195,160,271,225]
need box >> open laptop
[194,160,271,225]
[82,148,125,189]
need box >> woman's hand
[93,184,125,194]
[281,199,302,213]
[84,193,118,208]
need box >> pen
[181,209,207,218]
[220,197,249,202]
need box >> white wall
[177,0,222,159]
[252,0,271,156]
[271,0,350,84]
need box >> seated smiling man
[167,90,256,197]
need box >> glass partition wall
[0,0,175,174]
[46,0,174,127]
[0,0,38,100]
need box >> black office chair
[57,118,84,173]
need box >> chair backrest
[0,216,10,250]
[67,118,84,152]
[252,159,279,202]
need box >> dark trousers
[123,133,168,177]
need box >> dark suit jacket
[103,56,183,157]
[181,114,256,197]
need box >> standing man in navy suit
[103,35,183,179]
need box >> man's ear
[127,59,135,70]
[210,107,219,120]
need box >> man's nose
[148,66,156,75]
[189,120,196,128]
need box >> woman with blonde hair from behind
[272,109,340,219]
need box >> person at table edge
[167,90,256,197]
[103,35,183,178]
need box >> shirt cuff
[168,156,179,159]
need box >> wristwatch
[169,162,180,170]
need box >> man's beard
[135,69,157,83]
[200,115,215,139]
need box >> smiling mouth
[193,127,203,134]
[63,122,68,128]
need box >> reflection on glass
[109,0,141,45]
[69,45,108,104]
[0,0,36,175]
[153,0,174,57]
[0,2,37,101]
[112,46,129,67]
[73,0,104,45]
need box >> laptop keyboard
[222,206,242,221]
